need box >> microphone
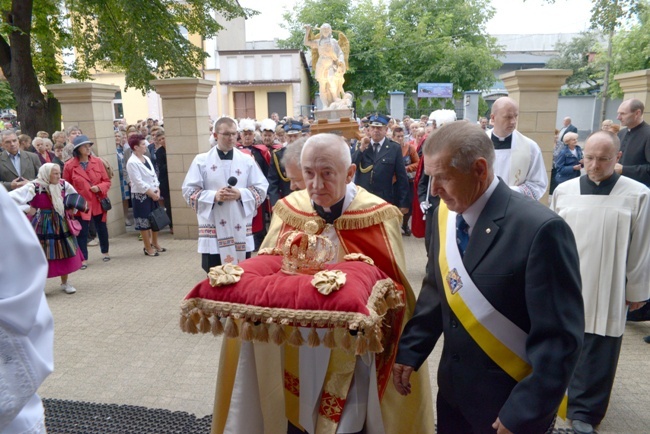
[218,176,238,205]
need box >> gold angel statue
[304,23,350,108]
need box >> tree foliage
[0,0,251,136]
[608,2,650,96]
[279,0,501,100]
[546,32,603,95]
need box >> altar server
[182,117,268,272]
[551,130,650,434]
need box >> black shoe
[571,420,594,434]
[143,248,159,257]
[644,335,650,344]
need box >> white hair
[302,133,351,168]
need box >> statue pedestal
[310,116,361,140]
[315,108,354,120]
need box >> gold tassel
[288,327,304,347]
[186,315,199,334]
[211,316,224,336]
[224,317,239,338]
[386,289,403,308]
[355,334,369,355]
[255,323,269,343]
[368,328,384,353]
[270,323,287,345]
[180,315,189,333]
[307,327,320,347]
[198,313,211,333]
[240,320,255,341]
[341,330,353,351]
[375,298,388,316]
[323,328,337,349]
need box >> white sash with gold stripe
[439,203,531,379]
[438,202,567,417]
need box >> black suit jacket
[396,180,584,433]
[559,123,578,141]
[267,147,291,207]
[351,138,409,208]
[618,121,650,186]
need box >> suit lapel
[374,140,391,162]
[463,181,510,274]
[1,152,18,177]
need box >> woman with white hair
[554,132,583,185]
[9,163,87,294]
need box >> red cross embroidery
[224,255,234,263]
[235,169,242,176]
[234,224,242,231]
[211,164,218,171]
[219,219,227,227]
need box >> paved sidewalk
[39,230,650,433]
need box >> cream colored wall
[71,73,150,124]
[204,70,221,120]
[224,85,294,119]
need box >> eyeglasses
[584,155,614,163]
[218,132,238,137]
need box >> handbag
[149,206,171,232]
[99,195,112,211]
[66,213,82,236]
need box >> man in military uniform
[351,114,410,213]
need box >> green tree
[536,0,644,121]
[0,0,251,137]
[608,2,650,97]
[0,81,16,110]
[405,97,416,117]
[546,32,603,95]
[376,98,388,114]
[478,95,489,118]
[362,99,375,116]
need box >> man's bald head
[583,130,622,183]
[490,97,519,137]
[617,98,645,129]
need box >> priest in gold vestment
[210,134,434,434]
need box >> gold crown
[279,220,336,275]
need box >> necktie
[373,143,380,154]
[456,214,469,258]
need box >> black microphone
[218,176,238,205]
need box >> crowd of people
[3,97,650,434]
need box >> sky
[239,0,596,42]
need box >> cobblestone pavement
[39,229,650,433]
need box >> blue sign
[417,83,453,98]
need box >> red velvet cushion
[184,255,390,316]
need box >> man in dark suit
[393,121,584,434]
[559,116,578,142]
[614,98,650,333]
[351,113,409,213]
[0,130,42,191]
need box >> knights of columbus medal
[446,268,463,294]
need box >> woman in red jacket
[63,135,112,268]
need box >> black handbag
[99,196,112,211]
[149,206,170,232]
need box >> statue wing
[309,29,319,74]
[336,31,350,69]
